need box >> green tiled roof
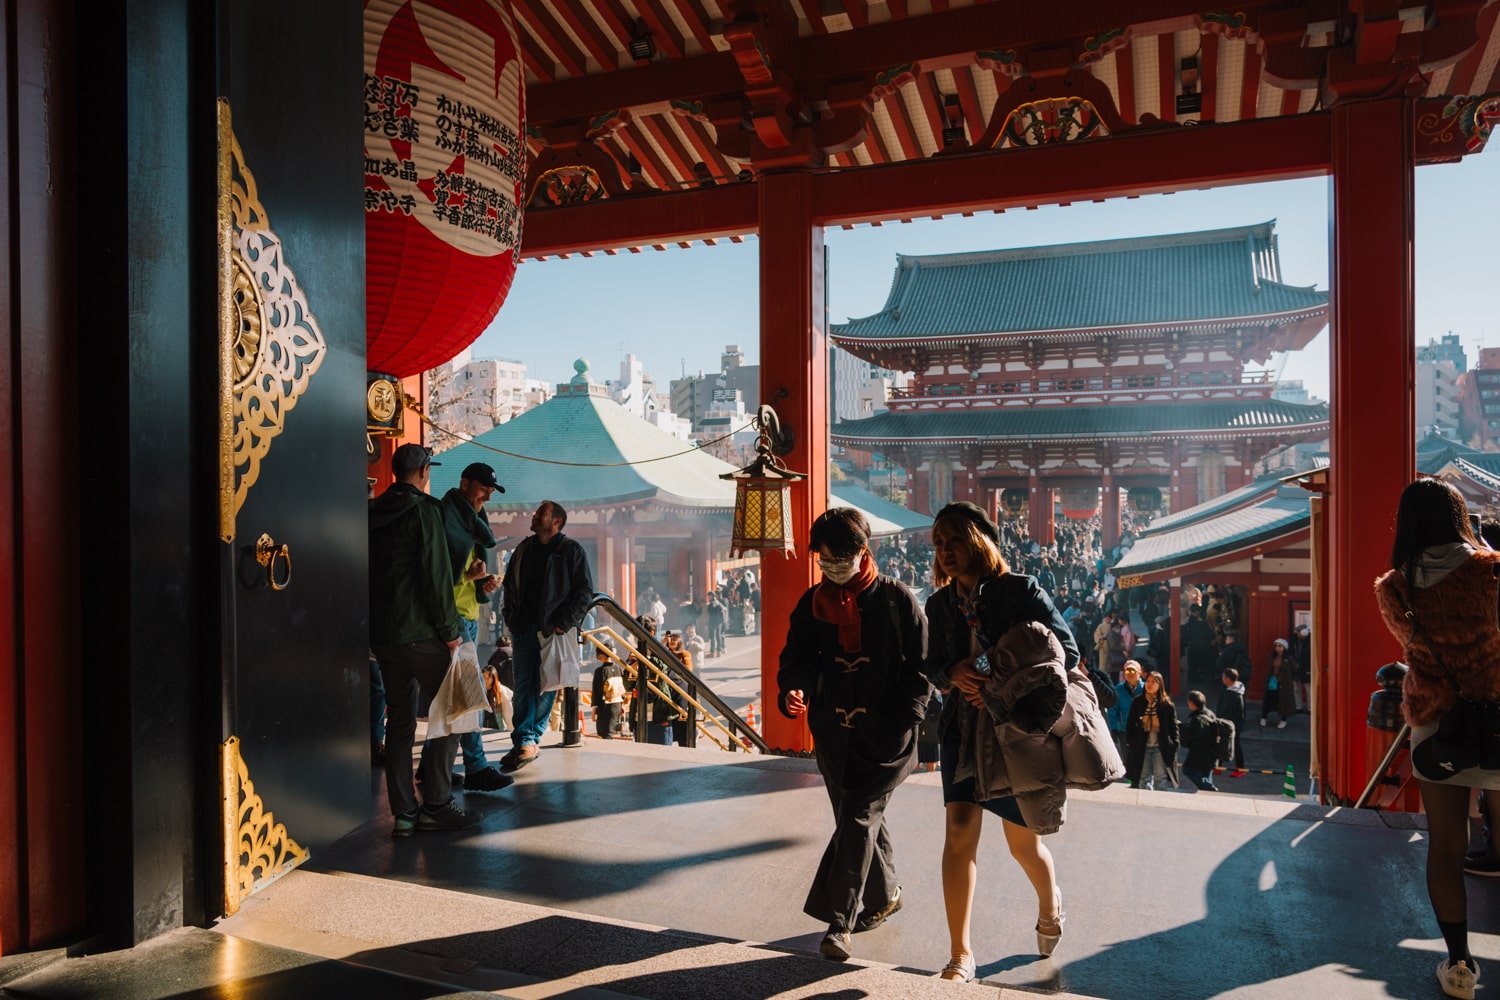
[833,222,1327,341]
[831,483,930,537]
[428,386,737,511]
[1417,433,1487,475]
[1138,472,1287,537]
[832,399,1329,444]
[1112,487,1311,579]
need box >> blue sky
[472,152,1497,401]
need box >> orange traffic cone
[745,702,758,732]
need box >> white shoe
[1438,958,1479,999]
[1260,718,1267,727]
[1277,720,1287,729]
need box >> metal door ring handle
[254,533,293,591]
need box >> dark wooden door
[217,0,369,910]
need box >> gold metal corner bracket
[221,735,308,916]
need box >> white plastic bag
[539,629,582,692]
[427,640,486,737]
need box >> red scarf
[811,553,880,652]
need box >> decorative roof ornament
[720,397,807,558]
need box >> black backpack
[1214,718,1236,764]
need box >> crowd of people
[369,453,1497,998]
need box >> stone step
[220,869,1094,999]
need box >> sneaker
[1277,720,1287,729]
[1437,958,1479,999]
[819,926,852,962]
[1464,852,1500,877]
[417,800,481,832]
[854,885,903,933]
[1259,718,1267,727]
[1230,769,1249,778]
[499,744,540,773]
[463,766,514,793]
[391,810,417,838]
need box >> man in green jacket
[369,444,479,836]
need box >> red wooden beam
[883,88,926,159]
[634,0,688,61]
[612,121,678,191]
[1279,87,1301,116]
[812,111,1334,224]
[887,0,908,18]
[1115,42,1137,124]
[678,114,738,180]
[520,112,1336,256]
[513,0,589,79]
[671,0,720,54]
[530,53,741,124]
[520,30,558,84]
[790,0,829,35]
[842,0,868,29]
[1450,2,1499,95]
[551,0,621,71]
[952,64,987,142]
[862,108,896,163]
[588,0,640,52]
[639,113,702,183]
[1157,32,1176,122]
[914,72,948,152]
[1200,31,1218,121]
[1239,42,1263,123]
[521,183,756,256]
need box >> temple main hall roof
[832,397,1329,444]
[833,222,1328,342]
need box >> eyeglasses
[816,556,857,571]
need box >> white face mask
[819,553,860,585]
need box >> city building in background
[670,344,760,432]
[831,346,910,421]
[1457,346,1500,450]
[831,223,1331,550]
[606,354,692,441]
[426,349,554,450]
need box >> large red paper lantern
[365,0,525,377]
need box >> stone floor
[302,736,1498,1000]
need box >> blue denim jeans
[369,657,386,746]
[511,627,557,749]
[417,617,489,773]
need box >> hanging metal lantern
[1129,486,1163,512]
[1000,487,1029,517]
[720,403,806,557]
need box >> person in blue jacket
[1107,660,1146,756]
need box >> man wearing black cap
[416,461,513,793]
[369,443,479,836]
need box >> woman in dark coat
[924,502,1079,982]
[1260,638,1298,728]
[778,508,930,964]
[1125,671,1179,790]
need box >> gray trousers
[804,781,897,931]
[372,637,457,817]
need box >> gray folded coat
[972,621,1126,834]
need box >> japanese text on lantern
[363,71,524,252]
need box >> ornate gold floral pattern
[221,736,308,915]
[218,99,329,541]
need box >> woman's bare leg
[940,802,983,976]
[1001,817,1060,926]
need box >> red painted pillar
[1027,473,1045,544]
[758,171,825,753]
[1327,99,1415,804]
[1167,579,1183,692]
[910,467,930,515]
[1101,470,1120,553]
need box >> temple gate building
[831,222,1330,550]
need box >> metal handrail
[581,625,744,750]
[585,594,771,754]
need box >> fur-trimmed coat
[1375,549,1500,728]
